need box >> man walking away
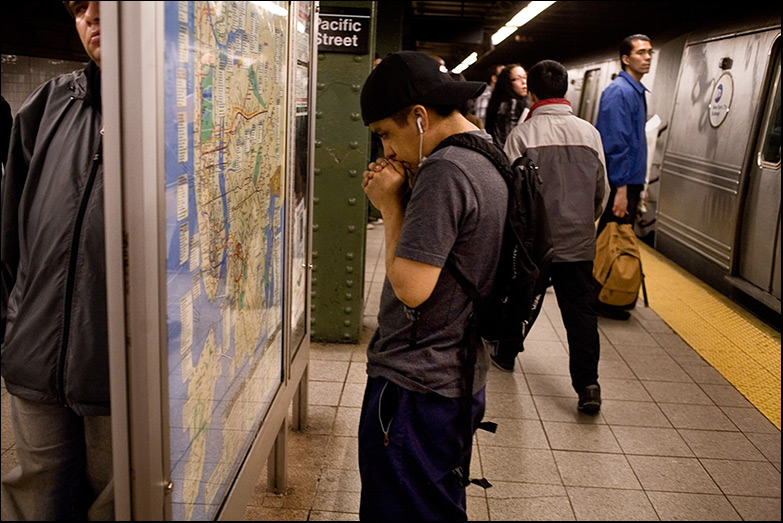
[505,59,609,413]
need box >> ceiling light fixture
[452,52,478,75]
[492,1,556,45]
[451,1,556,74]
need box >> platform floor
[1,222,780,520]
[242,222,780,521]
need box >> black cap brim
[361,51,486,125]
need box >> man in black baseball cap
[360,51,485,125]
[360,51,487,183]
[357,51,507,520]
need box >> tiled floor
[1,222,780,520]
[242,222,780,521]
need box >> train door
[578,67,601,122]
[656,27,779,315]
[735,40,781,311]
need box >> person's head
[487,64,504,88]
[360,51,485,171]
[497,64,528,100]
[527,60,568,101]
[450,72,478,119]
[620,34,652,80]
[63,1,101,68]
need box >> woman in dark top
[485,64,530,149]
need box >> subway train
[562,11,781,328]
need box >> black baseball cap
[360,51,485,126]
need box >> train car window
[578,68,601,122]
[760,58,781,166]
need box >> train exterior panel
[658,27,779,311]
[564,14,781,323]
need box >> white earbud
[416,116,426,167]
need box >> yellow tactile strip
[638,243,781,429]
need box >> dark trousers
[550,261,601,392]
[597,183,644,236]
[358,376,485,521]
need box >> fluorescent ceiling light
[491,1,555,45]
[491,26,518,46]
[452,52,478,74]
[507,1,556,28]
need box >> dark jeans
[550,261,601,391]
[358,376,485,521]
[597,183,644,236]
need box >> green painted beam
[311,1,376,342]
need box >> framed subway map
[163,2,289,519]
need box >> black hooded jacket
[1,61,108,416]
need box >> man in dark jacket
[0,95,11,169]
[0,2,113,519]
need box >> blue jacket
[595,70,648,187]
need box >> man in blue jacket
[595,34,653,235]
[1,2,112,519]
[594,34,652,320]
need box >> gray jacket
[505,102,609,263]
[1,62,108,416]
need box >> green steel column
[311,1,376,342]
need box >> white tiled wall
[2,54,88,116]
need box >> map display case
[101,2,316,520]
[289,1,314,362]
[164,2,290,519]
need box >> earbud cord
[417,129,426,168]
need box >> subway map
[164,2,288,519]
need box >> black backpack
[432,132,553,490]
[434,132,554,359]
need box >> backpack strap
[450,319,494,491]
[434,132,513,181]
[437,132,510,300]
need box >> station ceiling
[2,1,777,83]
[404,1,753,80]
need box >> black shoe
[595,303,630,320]
[490,353,515,372]
[578,384,601,413]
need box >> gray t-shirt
[367,131,507,398]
